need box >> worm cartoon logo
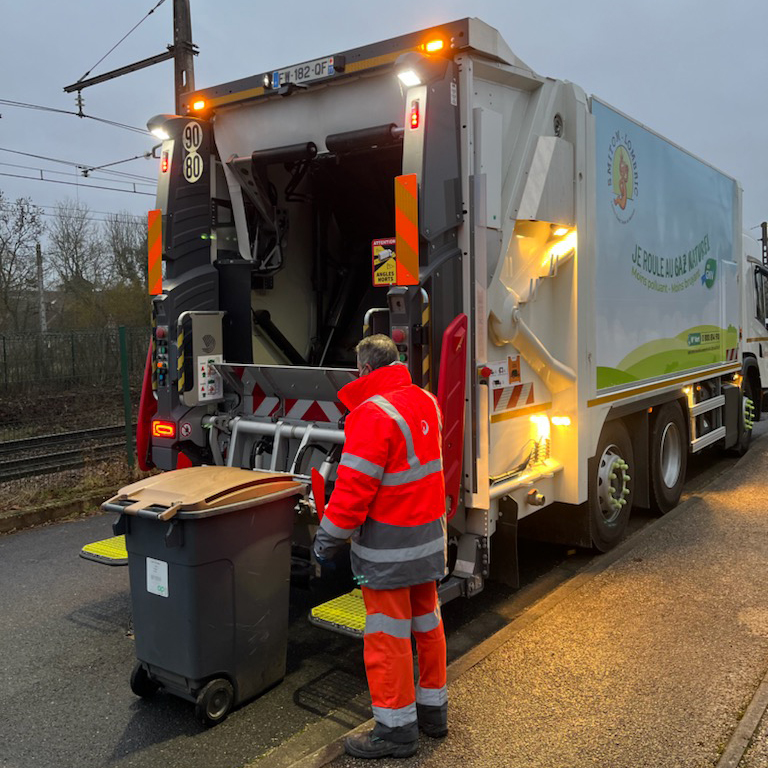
[607,130,638,223]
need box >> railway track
[0,425,133,482]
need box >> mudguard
[436,314,468,520]
[136,339,157,471]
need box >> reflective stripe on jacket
[314,363,447,589]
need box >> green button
[399,353,407,362]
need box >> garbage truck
[139,16,751,615]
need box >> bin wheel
[195,679,234,726]
[130,663,159,698]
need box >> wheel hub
[597,446,630,523]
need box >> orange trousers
[361,581,447,740]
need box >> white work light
[397,69,422,88]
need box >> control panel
[387,286,428,385]
[177,311,226,407]
[155,325,171,389]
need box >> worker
[314,334,448,760]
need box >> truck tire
[730,379,756,457]
[589,420,633,552]
[649,402,687,514]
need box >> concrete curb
[0,488,114,535]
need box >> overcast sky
[2,0,766,235]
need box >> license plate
[272,56,337,89]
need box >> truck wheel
[195,679,234,726]
[130,662,159,698]
[649,402,687,514]
[589,420,633,552]
[731,379,756,456]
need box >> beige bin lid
[103,466,305,521]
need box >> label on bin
[146,557,169,598]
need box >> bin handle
[119,499,183,521]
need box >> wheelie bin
[102,466,306,725]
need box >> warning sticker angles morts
[372,238,397,286]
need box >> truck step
[309,589,366,638]
[79,535,128,566]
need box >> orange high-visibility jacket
[314,363,447,589]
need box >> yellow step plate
[309,589,366,638]
[80,535,128,566]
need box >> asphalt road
[1,423,764,768]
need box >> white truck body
[148,18,750,593]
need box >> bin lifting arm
[489,290,575,395]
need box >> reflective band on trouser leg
[410,582,447,708]
[361,586,418,734]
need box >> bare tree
[104,211,147,287]
[0,192,44,332]
[48,199,104,291]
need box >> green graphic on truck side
[702,258,717,289]
[596,324,738,389]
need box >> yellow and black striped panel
[421,300,431,391]
[177,327,185,394]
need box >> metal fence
[0,328,149,393]
[0,327,150,442]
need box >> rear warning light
[161,151,169,173]
[152,420,176,439]
[192,99,206,111]
[410,100,420,129]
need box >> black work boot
[417,702,448,738]
[344,730,418,759]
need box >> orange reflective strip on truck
[148,210,162,295]
[394,174,419,286]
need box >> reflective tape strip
[340,453,385,481]
[381,458,443,486]
[394,173,419,286]
[351,535,444,563]
[372,702,417,728]
[412,606,441,634]
[416,685,447,706]
[319,515,358,540]
[147,209,162,295]
[365,613,412,639]
[367,395,418,468]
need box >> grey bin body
[104,467,305,713]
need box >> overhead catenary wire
[0,202,145,219]
[0,206,148,226]
[76,0,168,83]
[0,99,150,135]
[0,171,155,197]
[0,147,157,183]
[0,161,156,189]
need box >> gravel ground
[331,437,768,768]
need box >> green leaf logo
[702,259,717,289]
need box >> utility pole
[64,0,197,115]
[761,222,767,268]
[36,243,47,334]
[173,0,195,113]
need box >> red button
[392,329,405,343]
[156,327,166,339]
[480,366,493,378]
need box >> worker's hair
[356,334,398,371]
